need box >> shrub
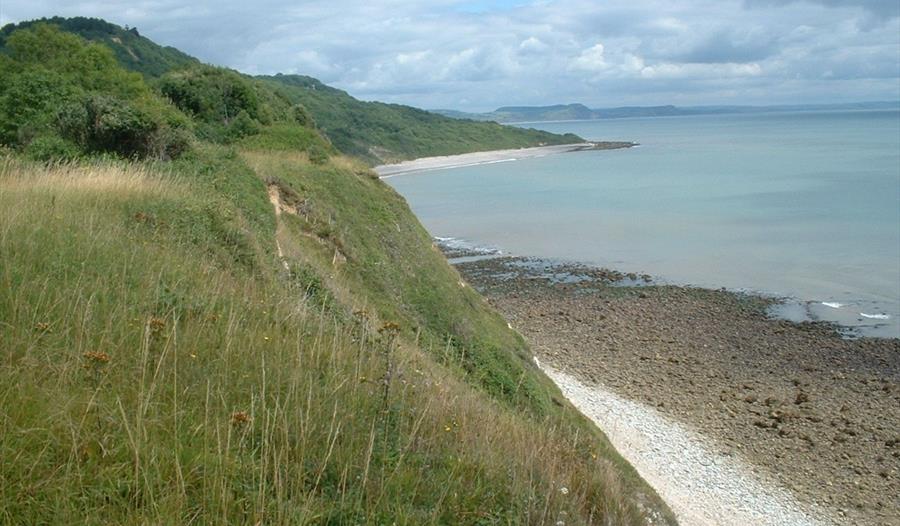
[292,103,314,127]
[0,24,193,160]
[54,94,190,159]
[227,109,261,140]
[159,66,261,125]
[24,134,80,161]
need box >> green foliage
[58,94,160,158]
[0,16,200,77]
[0,24,191,160]
[159,66,261,124]
[157,66,322,148]
[292,103,315,127]
[259,74,585,164]
[23,134,80,161]
[0,67,74,145]
[238,123,335,163]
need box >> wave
[860,313,890,320]
[434,236,503,255]
[821,302,845,309]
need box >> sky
[2,0,899,111]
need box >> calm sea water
[388,110,900,338]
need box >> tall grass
[0,156,671,524]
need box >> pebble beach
[454,254,900,526]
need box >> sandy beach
[374,142,633,178]
[452,254,900,526]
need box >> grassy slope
[253,75,585,165]
[0,148,674,524]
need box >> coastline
[373,141,634,178]
[452,253,900,526]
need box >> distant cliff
[433,101,900,123]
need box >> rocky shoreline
[452,254,900,526]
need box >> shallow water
[388,110,900,338]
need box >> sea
[387,109,900,338]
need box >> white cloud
[519,36,547,53]
[640,61,763,79]
[396,50,431,65]
[571,43,608,71]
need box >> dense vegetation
[0,21,673,524]
[0,17,583,165]
[0,24,193,160]
[0,17,199,77]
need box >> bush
[0,24,193,160]
[227,109,260,140]
[159,66,261,125]
[309,145,330,165]
[55,94,192,159]
[24,134,80,161]
[292,103,314,127]
[0,68,76,145]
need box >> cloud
[571,43,608,71]
[677,31,777,63]
[640,62,763,79]
[519,36,547,53]
[1,0,898,110]
[745,0,900,19]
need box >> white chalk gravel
[541,365,836,526]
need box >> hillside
[0,21,674,524]
[0,16,199,77]
[0,17,583,165]
[432,104,686,122]
[257,74,582,164]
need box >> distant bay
[387,109,900,338]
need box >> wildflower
[445,426,452,432]
[559,487,569,495]
[83,351,111,364]
[378,321,400,335]
[263,336,270,341]
[230,411,251,426]
[148,317,166,333]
